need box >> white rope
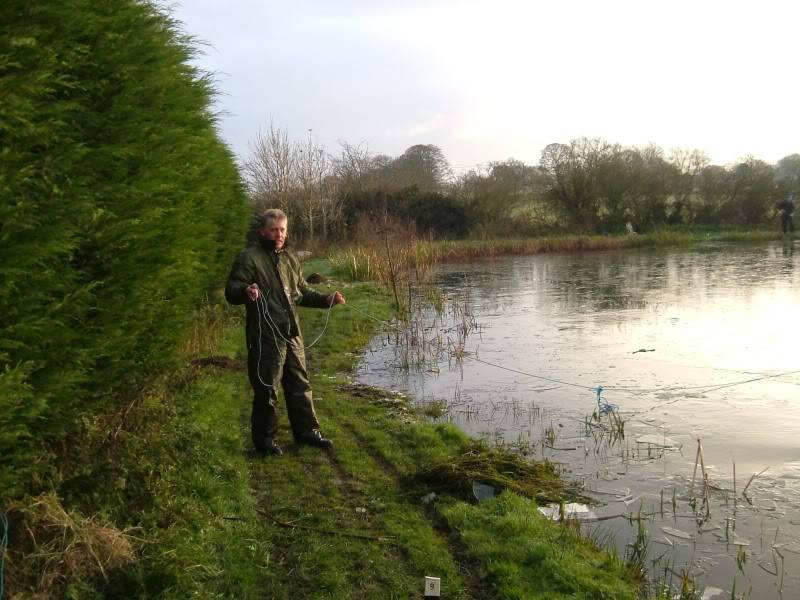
[336,301,800,413]
[255,288,335,349]
[251,286,338,391]
[303,295,335,349]
[254,291,275,390]
[345,302,390,324]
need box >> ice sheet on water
[732,537,750,546]
[652,536,673,547]
[758,561,778,575]
[712,533,750,546]
[589,486,630,497]
[538,503,598,521]
[620,492,660,507]
[773,542,800,555]
[696,556,718,568]
[661,526,693,540]
[700,587,727,600]
[635,433,678,448]
[758,499,787,515]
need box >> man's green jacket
[225,242,331,341]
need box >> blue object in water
[595,386,617,414]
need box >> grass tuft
[5,492,136,596]
[407,441,575,504]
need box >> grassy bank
[4,259,641,598]
[329,228,782,283]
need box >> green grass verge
[86,327,270,598]
[5,314,270,598]
[441,493,637,599]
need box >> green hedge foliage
[0,1,249,500]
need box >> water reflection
[358,241,800,598]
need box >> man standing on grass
[779,192,795,235]
[225,209,345,456]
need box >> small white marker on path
[424,576,441,598]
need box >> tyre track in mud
[236,365,490,596]
[243,404,422,595]
[335,416,494,600]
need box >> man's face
[261,219,288,250]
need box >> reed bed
[716,230,780,243]
[329,229,778,285]
[329,236,436,310]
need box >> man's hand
[246,283,261,302]
[328,291,346,306]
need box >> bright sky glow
[173,0,800,171]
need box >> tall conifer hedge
[0,1,249,499]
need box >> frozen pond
[356,240,800,597]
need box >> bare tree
[540,138,613,231]
[296,130,332,240]
[244,124,344,242]
[244,122,296,211]
[668,148,709,223]
[332,140,374,192]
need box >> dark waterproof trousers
[782,213,794,234]
[247,332,320,448]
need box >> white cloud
[386,113,449,138]
[172,0,800,168]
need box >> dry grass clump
[409,442,581,504]
[5,492,136,597]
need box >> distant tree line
[246,127,800,241]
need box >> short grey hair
[259,208,288,229]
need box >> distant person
[225,209,346,456]
[778,192,795,235]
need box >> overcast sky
[171,0,800,172]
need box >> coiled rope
[251,287,336,390]
[254,288,335,350]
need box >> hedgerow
[0,0,248,500]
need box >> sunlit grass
[441,493,640,599]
